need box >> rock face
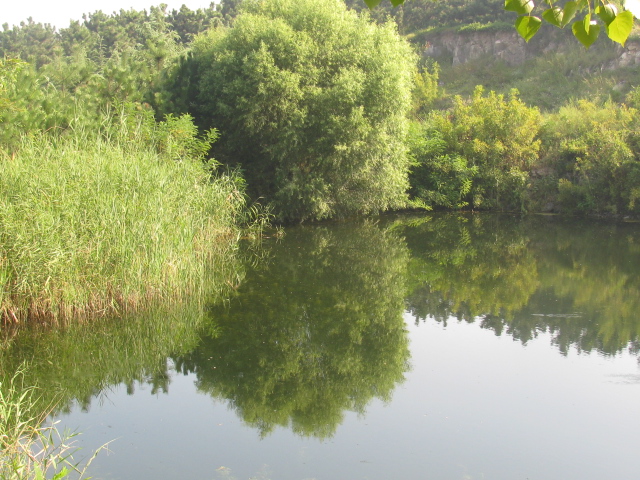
[422,30,530,66]
[422,29,640,69]
[607,42,640,68]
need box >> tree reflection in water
[401,214,640,357]
[174,221,411,438]
[2,214,640,440]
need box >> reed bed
[0,130,247,324]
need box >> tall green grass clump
[0,366,102,480]
[0,108,251,324]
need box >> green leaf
[606,10,634,45]
[572,15,600,48]
[34,465,45,480]
[595,3,618,25]
[389,0,405,5]
[505,0,535,15]
[543,7,564,27]
[364,0,383,8]
[52,467,70,480]
[561,1,579,26]
[515,15,542,41]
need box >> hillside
[343,0,640,109]
[3,0,640,111]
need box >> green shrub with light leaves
[540,99,640,214]
[414,86,541,211]
[162,0,416,222]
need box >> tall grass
[0,114,250,324]
[0,366,104,480]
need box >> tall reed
[0,115,249,324]
[0,366,104,480]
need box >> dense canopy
[162,0,416,221]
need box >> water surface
[2,214,639,479]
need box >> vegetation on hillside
[2,0,640,325]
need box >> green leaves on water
[504,0,636,47]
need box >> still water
[3,214,640,479]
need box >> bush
[410,86,541,211]
[161,0,416,222]
[541,99,640,215]
[407,121,477,209]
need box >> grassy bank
[0,119,250,324]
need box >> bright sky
[2,0,218,29]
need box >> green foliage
[540,99,640,214]
[407,121,477,209]
[0,110,247,323]
[411,62,442,118]
[364,0,635,47]
[174,222,410,438]
[506,0,634,47]
[0,366,104,480]
[0,17,188,147]
[346,0,514,35]
[162,0,416,222]
[0,58,25,114]
[414,86,541,211]
[0,4,225,63]
[0,4,243,147]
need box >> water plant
[0,108,250,324]
[0,366,103,480]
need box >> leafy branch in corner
[504,0,635,48]
[365,0,637,49]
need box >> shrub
[407,121,477,209]
[410,86,541,211]
[541,99,640,215]
[161,0,416,222]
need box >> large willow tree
[163,0,415,221]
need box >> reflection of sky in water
[59,313,640,480]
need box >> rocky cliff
[421,29,640,69]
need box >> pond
[2,213,640,480]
